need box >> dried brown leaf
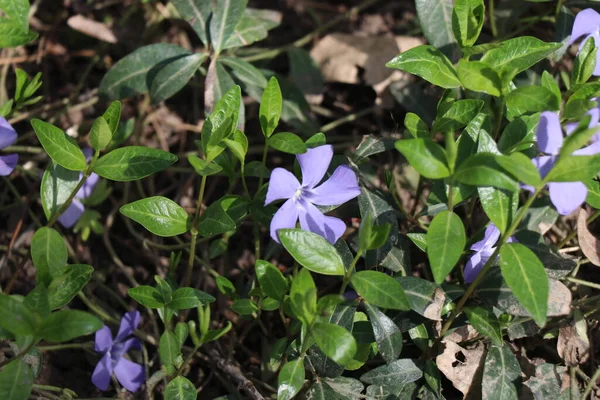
[557,311,590,366]
[67,15,117,44]
[423,287,445,321]
[577,209,600,266]
[436,340,485,396]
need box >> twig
[207,349,265,400]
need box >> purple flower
[58,147,99,228]
[526,111,600,215]
[464,224,515,283]
[265,145,361,244]
[92,311,145,392]
[0,117,18,176]
[571,8,600,76]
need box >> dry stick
[207,349,265,400]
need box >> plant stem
[38,342,94,351]
[339,250,363,294]
[558,208,600,248]
[0,341,35,368]
[186,175,208,288]
[489,0,498,38]
[257,143,269,195]
[566,277,600,291]
[582,365,600,399]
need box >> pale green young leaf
[31,119,87,171]
[404,113,430,138]
[260,76,283,137]
[351,271,410,310]
[165,376,196,400]
[89,117,112,151]
[188,155,223,176]
[289,268,317,326]
[223,129,248,164]
[219,57,268,88]
[463,307,503,345]
[31,227,67,286]
[457,59,501,96]
[572,36,597,85]
[47,264,93,310]
[386,45,461,89]
[395,139,450,179]
[128,286,164,309]
[452,0,485,48]
[268,132,307,154]
[312,323,357,365]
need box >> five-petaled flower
[526,111,600,215]
[265,144,361,244]
[464,224,515,283]
[0,117,18,176]
[571,8,600,76]
[58,147,99,228]
[92,311,145,392]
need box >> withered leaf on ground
[67,15,117,44]
[436,340,485,396]
[577,209,600,266]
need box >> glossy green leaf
[547,155,600,182]
[99,44,190,99]
[120,196,189,237]
[572,36,596,85]
[170,288,215,309]
[40,162,79,221]
[170,0,211,45]
[415,0,458,60]
[360,359,423,386]
[498,114,538,153]
[278,358,304,400]
[188,155,222,176]
[463,307,503,345]
[278,229,345,276]
[482,345,521,400]
[364,303,403,363]
[31,119,87,171]
[454,153,519,191]
[150,53,206,103]
[397,276,444,320]
[197,198,237,236]
[164,376,196,400]
[289,268,317,326]
[0,359,33,400]
[93,146,177,181]
[0,294,38,336]
[159,330,181,369]
[306,380,338,400]
[433,99,484,132]
[478,187,518,234]
[223,8,282,49]
[495,152,541,187]
[358,213,391,251]
[404,113,430,138]
[506,86,559,119]
[395,138,450,179]
[386,45,460,88]
[39,310,102,342]
[0,22,37,48]
[452,0,485,48]
[256,260,288,301]
[312,323,357,365]
[499,243,548,327]
[351,271,410,310]
[209,0,247,54]
[427,211,466,284]
[220,57,268,88]
[541,71,561,105]
[31,227,67,286]
[223,129,248,164]
[260,76,282,137]
[457,59,501,96]
[24,284,50,318]
[89,117,112,151]
[47,264,93,310]
[231,298,259,315]
[128,286,165,309]
[202,85,241,160]
[268,132,307,154]
[102,101,121,135]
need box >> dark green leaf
[0,22,37,48]
[463,307,503,345]
[478,187,518,234]
[268,132,307,154]
[93,146,177,181]
[386,45,460,88]
[312,323,357,365]
[572,36,596,85]
[220,57,268,88]
[397,276,445,320]
[120,196,189,237]
[427,211,466,284]
[31,227,67,286]
[482,345,521,400]
[457,59,501,96]
[164,376,196,400]
[24,284,50,318]
[31,119,87,171]
[128,286,164,309]
[223,8,282,49]
[39,310,102,342]
[415,0,459,60]
[506,86,559,119]
[395,138,450,179]
[279,229,345,276]
[231,299,258,315]
[209,0,247,54]
[256,260,288,301]
[495,152,541,187]
[150,53,206,103]
[360,359,423,386]
[197,198,237,236]
[364,303,403,363]
[47,264,93,310]
[170,288,215,309]
[547,155,600,182]
[159,330,181,369]
[278,358,305,400]
[454,153,519,191]
[351,271,410,310]
[170,0,211,45]
[0,359,33,400]
[0,294,38,336]
[433,99,484,132]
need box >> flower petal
[548,181,587,215]
[297,199,346,244]
[270,198,300,242]
[264,168,300,205]
[533,155,555,178]
[0,118,17,149]
[464,249,494,283]
[82,147,94,161]
[470,224,500,252]
[120,337,141,354]
[57,200,85,228]
[573,140,600,155]
[571,8,600,44]
[297,145,333,188]
[536,111,563,154]
[94,326,113,353]
[77,172,99,199]
[303,165,361,206]
[115,311,141,342]
[91,353,113,391]
[0,154,18,176]
[114,358,145,392]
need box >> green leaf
[386,45,460,89]
[197,198,237,236]
[24,284,50,318]
[454,153,519,191]
[47,264,93,310]
[495,152,541,187]
[397,276,445,320]
[0,359,33,400]
[278,358,305,400]
[102,101,121,135]
[288,47,324,99]
[499,243,549,327]
[260,76,282,137]
[0,294,38,336]
[222,8,282,49]
[188,155,222,176]
[203,321,232,342]
[506,86,559,119]
[149,53,206,103]
[93,146,177,181]
[407,233,427,252]
[498,114,538,153]
[404,113,430,138]
[0,22,37,48]
[572,36,597,85]
[220,57,268,88]
[256,260,288,301]
[585,179,600,208]
[480,37,561,84]
[170,0,211,45]
[351,271,410,310]
[306,380,339,400]
[120,196,189,237]
[223,129,248,165]
[452,0,485,48]
[358,213,391,251]
[364,303,403,363]
[31,227,67,286]
[478,187,518,234]
[201,85,241,160]
[427,211,466,284]
[39,310,102,342]
[289,268,317,326]
[159,330,181,369]
[546,155,600,182]
[433,99,484,132]
[463,307,503,345]
[360,359,423,386]
[164,376,196,400]
[0,0,29,31]
[89,116,112,151]
[482,345,521,400]
[231,298,258,315]
[268,132,307,154]
[40,162,80,220]
[541,71,561,105]
[31,119,87,171]
[312,323,357,366]
[415,0,458,60]
[128,286,164,309]
[209,0,247,54]
[457,59,501,96]
[99,43,190,99]
[278,229,345,276]
[170,288,215,309]
[560,123,599,158]
[395,138,450,179]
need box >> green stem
[38,342,93,351]
[339,250,363,294]
[46,150,100,227]
[558,208,600,248]
[257,143,269,194]
[320,106,376,133]
[0,341,35,369]
[489,0,498,38]
[2,145,43,154]
[186,175,208,288]
[581,365,600,399]
[565,276,600,291]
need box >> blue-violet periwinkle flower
[526,111,600,215]
[571,8,600,76]
[92,311,145,392]
[58,147,99,228]
[265,144,361,244]
[464,224,515,283]
[0,117,18,176]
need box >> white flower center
[294,187,303,199]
